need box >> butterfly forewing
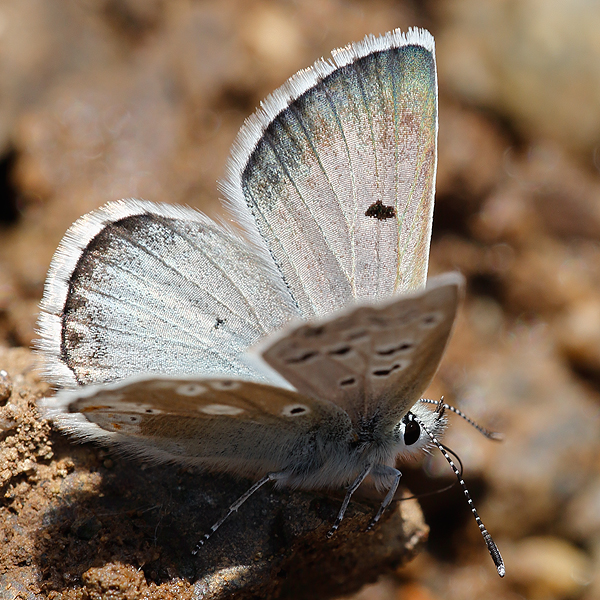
[258,274,462,426]
[223,29,437,318]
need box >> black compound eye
[403,416,421,446]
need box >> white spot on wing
[200,404,245,415]
[176,383,207,396]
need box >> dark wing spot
[372,364,402,377]
[365,200,396,220]
[395,309,419,324]
[328,346,351,356]
[340,377,356,387]
[303,326,325,337]
[376,342,413,356]
[346,329,368,341]
[281,404,311,417]
[286,351,319,364]
[368,315,388,326]
[420,312,443,328]
[65,327,84,349]
[214,317,226,329]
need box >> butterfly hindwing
[256,273,463,426]
[37,200,300,388]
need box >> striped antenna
[413,412,506,577]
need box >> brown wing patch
[61,377,354,471]
[260,275,463,426]
[66,377,351,438]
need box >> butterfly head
[391,400,447,460]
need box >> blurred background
[1,1,599,599]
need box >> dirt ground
[1,1,600,599]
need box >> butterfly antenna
[400,444,465,502]
[443,443,464,476]
[420,397,504,440]
[327,462,373,538]
[192,472,279,555]
[413,415,506,578]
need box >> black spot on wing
[365,200,396,220]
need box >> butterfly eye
[403,415,421,446]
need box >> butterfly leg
[192,472,284,554]
[326,463,373,538]
[365,465,402,531]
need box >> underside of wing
[255,273,463,427]
[41,375,353,479]
[222,28,438,318]
[37,200,300,388]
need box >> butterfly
[36,27,504,576]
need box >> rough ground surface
[1,1,600,599]
[0,348,427,600]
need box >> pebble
[0,369,13,404]
[505,536,593,599]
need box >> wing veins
[287,102,342,212]
[157,218,275,334]
[322,82,358,294]
[354,55,384,297]
[262,127,347,313]
[113,222,269,333]
[398,110,435,278]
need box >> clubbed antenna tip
[484,531,505,577]
[415,412,506,577]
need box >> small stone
[436,0,600,154]
[20,459,36,474]
[506,536,593,599]
[0,370,13,404]
[555,298,600,375]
